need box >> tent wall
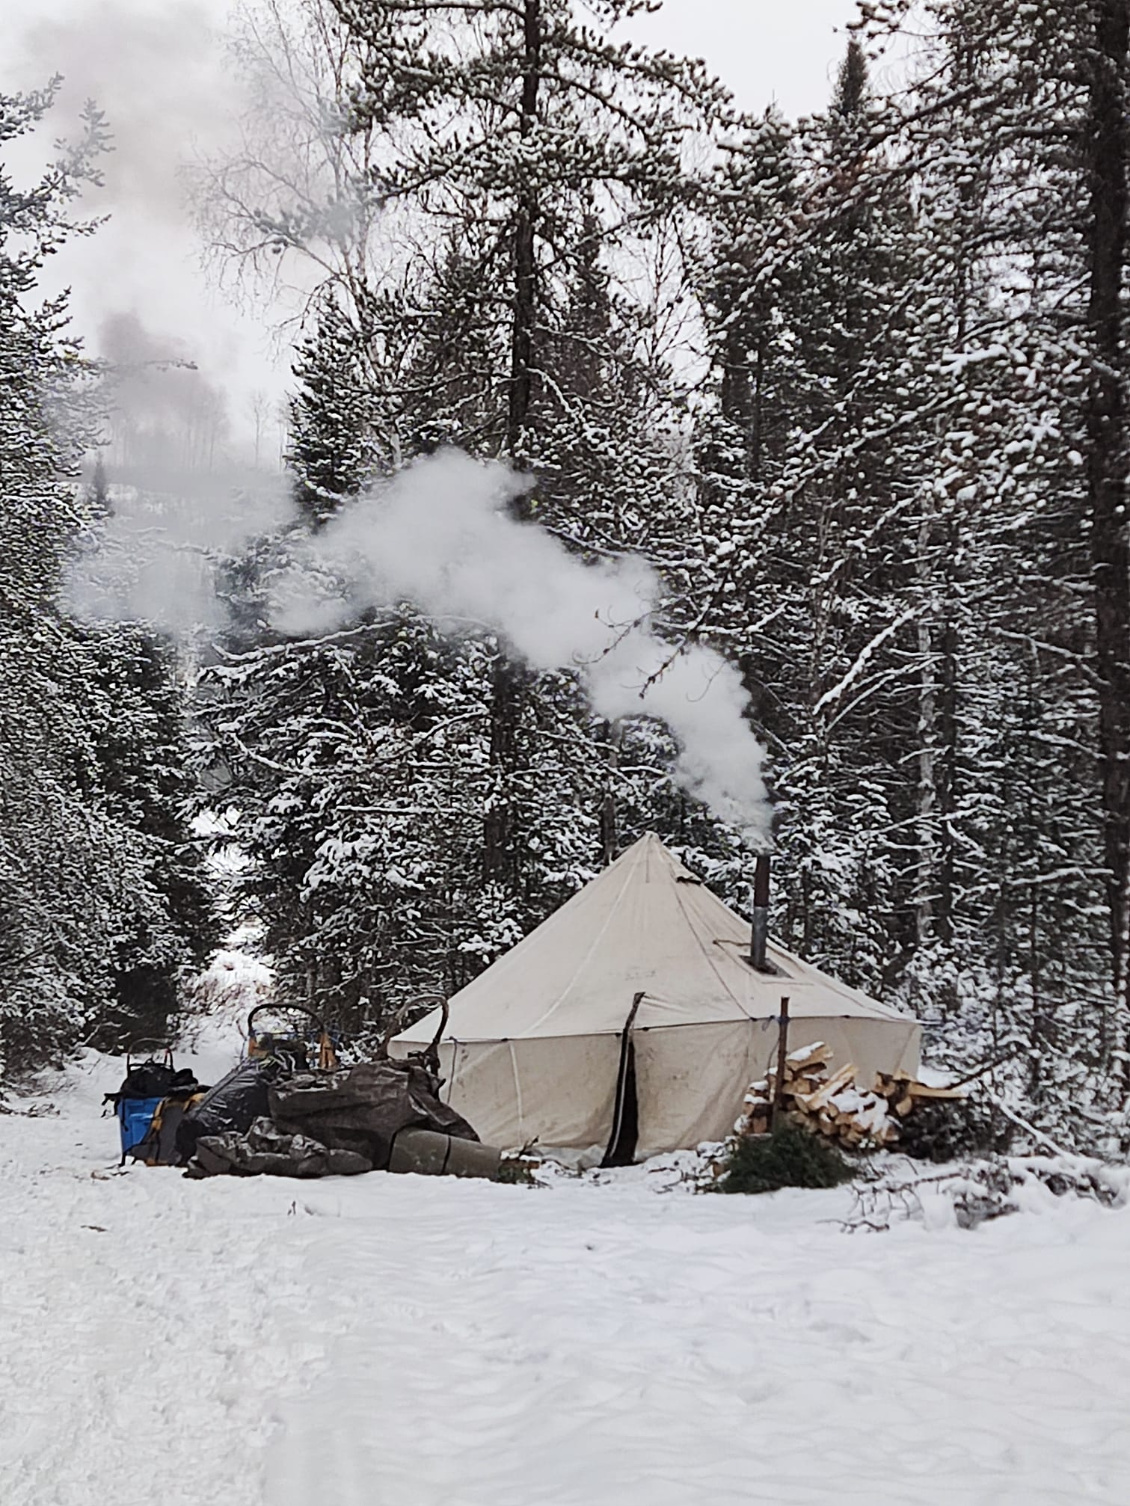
[401,1015,922,1155]
[406,1034,622,1152]
[633,1017,921,1159]
[633,1021,760,1157]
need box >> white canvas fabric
[391,833,920,1155]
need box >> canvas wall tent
[391,833,920,1159]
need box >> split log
[874,1072,967,1104]
[794,1063,857,1114]
[783,1042,833,1072]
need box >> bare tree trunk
[486,0,543,886]
[1086,0,1130,1070]
[506,0,542,472]
[915,500,939,949]
[936,611,959,946]
[483,657,519,886]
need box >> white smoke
[65,469,295,632]
[68,447,771,842]
[7,0,289,455]
[269,450,772,845]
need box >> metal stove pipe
[749,853,775,973]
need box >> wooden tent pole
[771,996,791,1128]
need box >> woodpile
[736,1044,967,1152]
[874,1070,968,1120]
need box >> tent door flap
[601,991,645,1168]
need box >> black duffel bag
[176,1058,285,1165]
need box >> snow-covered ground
[3,1038,1129,1506]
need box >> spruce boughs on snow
[715,1123,854,1196]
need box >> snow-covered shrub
[847,1154,1130,1232]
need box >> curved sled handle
[424,996,450,1067]
[378,993,449,1070]
[246,1002,338,1071]
[125,1040,174,1074]
[246,1002,329,1039]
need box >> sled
[246,1003,339,1072]
[108,1042,187,1163]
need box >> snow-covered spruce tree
[694,107,801,532]
[196,0,749,1033]
[846,0,1127,1132]
[681,7,1127,1143]
[324,0,725,457]
[80,617,217,1046]
[288,293,380,527]
[1083,0,1130,1082]
[691,43,928,995]
[324,0,733,905]
[0,86,118,1072]
[678,1,1115,1136]
[0,86,216,1075]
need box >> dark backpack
[104,1060,201,1110]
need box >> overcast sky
[632,0,859,117]
[6,0,859,455]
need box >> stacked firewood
[737,1044,966,1151]
[874,1070,969,1120]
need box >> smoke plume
[270,450,772,845]
[8,0,284,455]
[65,467,294,634]
[68,448,771,842]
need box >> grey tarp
[184,1056,480,1179]
[267,1057,479,1170]
[187,1118,372,1179]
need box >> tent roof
[396,833,912,1045]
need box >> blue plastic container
[116,1096,164,1160]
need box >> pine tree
[0,87,216,1074]
[736,0,1122,1133]
[693,43,928,991]
[323,0,731,900]
[199,0,739,1034]
[288,294,379,525]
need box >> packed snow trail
[3,1053,1129,1506]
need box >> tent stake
[771,996,791,1128]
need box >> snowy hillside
[3,1046,1129,1506]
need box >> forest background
[3,0,1129,1151]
